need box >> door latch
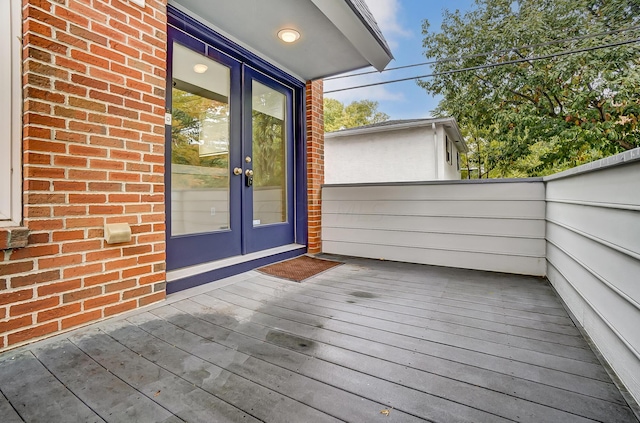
[245,169,254,187]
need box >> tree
[324,98,390,132]
[420,0,640,176]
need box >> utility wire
[324,37,640,94]
[324,25,640,81]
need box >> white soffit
[168,0,393,81]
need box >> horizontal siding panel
[546,243,640,360]
[323,227,546,257]
[546,222,640,304]
[546,202,640,257]
[546,162,640,208]
[323,214,545,238]
[323,241,546,276]
[323,200,545,219]
[323,182,545,202]
[546,263,640,403]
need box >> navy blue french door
[166,28,295,271]
[242,67,295,254]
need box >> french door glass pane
[171,43,231,236]
[252,81,287,226]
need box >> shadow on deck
[1,256,638,422]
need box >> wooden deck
[1,256,638,422]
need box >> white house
[325,117,468,183]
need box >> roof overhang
[326,117,470,153]
[168,0,393,82]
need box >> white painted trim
[166,244,306,282]
[310,0,392,71]
[0,0,22,227]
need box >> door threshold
[166,244,307,293]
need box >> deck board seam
[244,278,589,351]
[211,287,616,386]
[178,297,621,422]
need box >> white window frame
[0,0,22,227]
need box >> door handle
[233,167,242,176]
[245,169,254,177]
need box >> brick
[10,270,60,288]
[85,248,122,263]
[62,287,102,304]
[8,322,58,346]
[37,303,82,323]
[104,299,136,317]
[54,130,87,143]
[0,316,33,334]
[38,279,82,296]
[84,293,120,310]
[122,285,151,300]
[68,194,107,204]
[51,230,85,242]
[139,291,165,307]
[26,47,52,62]
[139,272,164,285]
[27,233,50,245]
[63,263,103,279]
[0,261,34,277]
[70,74,108,91]
[61,239,102,253]
[61,309,102,330]
[10,297,59,317]
[84,271,119,287]
[69,23,107,46]
[65,217,104,228]
[53,205,87,216]
[10,244,59,260]
[55,55,87,73]
[104,278,136,293]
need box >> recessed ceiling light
[278,29,300,43]
[193,64,208,74]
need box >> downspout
[432,123,440,179]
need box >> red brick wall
[0,0,168,351]
[305,80,324,254]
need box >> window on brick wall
[0,0,21,227]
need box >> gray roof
[344,0,394,59]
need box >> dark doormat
[257,255,342,282]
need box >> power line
[324,37,640,94]
[324,25,640,81]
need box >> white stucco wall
[439,126,462,180]
[325,125,462,184]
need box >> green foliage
[324,98,390,132]
[171,88,229,188]
[421,0,640,177]
[252,111,285,188]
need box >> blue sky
[324,0,476,120]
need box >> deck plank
[239,277,595,360]
[32,339,178,423]
[68,327,261,423]
[0,351,105,423]
[204,283,625,404]
[175,294,635,422]
[0,256,637,423]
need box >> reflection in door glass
[171,43,231,236]
[252,81,287,226]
